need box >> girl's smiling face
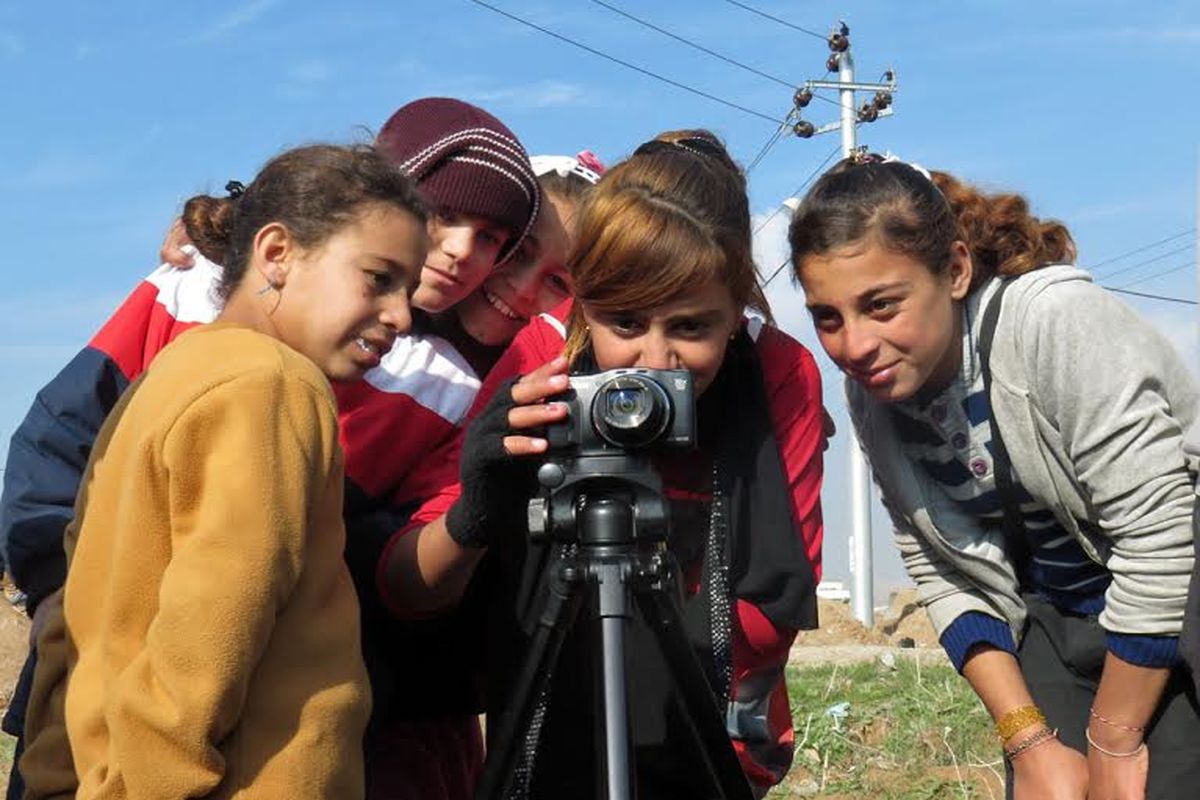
[267,205,428,381]
[798,240,972,403]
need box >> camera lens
[591,374,670,448]
[607,387,647,419]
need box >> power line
[754,145,840,235]
[1095,242,1194,282]
[1115,259,1196,289]
[1090,228,1195,274]
[596,0,840,116]
[591,0,798,89]
[746,112,796,173]
[1104,286,1197,305]
[723,0,827,41]
[468,0,788,125]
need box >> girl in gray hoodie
[789,153,1199,800]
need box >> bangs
[571,191,728,312]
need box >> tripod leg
[595,562,635,800]
[475,562,585,800]
[634,586,754,800]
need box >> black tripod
[474,464,753,800]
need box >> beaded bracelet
[1089,708,1145,734]
[996,705,1047,744]
[1003,727,1057,761]
[1085,727,1146,759]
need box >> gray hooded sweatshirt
[848,265,1199,643]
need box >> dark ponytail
[789,156,1075,290]
[182,144,429,300]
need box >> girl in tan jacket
[21,143,430,799]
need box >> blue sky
[2,0,1198,593]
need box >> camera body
[545,367,695,455]
[529,367,697,545]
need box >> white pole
[837,48,876,627]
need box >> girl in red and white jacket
[380,132,827,798]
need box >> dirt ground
[799,589,938,648]
[0,601,28,714]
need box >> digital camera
[545,367,696,455]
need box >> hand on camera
[445,357,570,548]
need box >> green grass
[0,733,13,798]
[769,658,1003,799]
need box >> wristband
[996,705,1046,744]
[1003,727,1057,761]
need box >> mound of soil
[795,589,938,649]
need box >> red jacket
[382,301,825,791]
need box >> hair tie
[575,150,606,177]
[633,137,726,162]
[225,180,246,200]
[849,149,934,182]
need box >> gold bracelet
[1085,727,1146,759]
[996,705,1047,744]
[1004,727,1057,761]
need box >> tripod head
[525,366,696,547]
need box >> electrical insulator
[793,88,813,109]
[826,53,840,72]
[793,120,816,139]
[857,103,879,123]
[828,32,849,52]
[873,91,892,110]
[882,69,895,83]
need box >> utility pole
[791,25,898,627]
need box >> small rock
[877,651,897,670]
[795,777,821,796]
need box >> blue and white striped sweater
[893,301,1177,672]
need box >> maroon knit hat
[376,97,540,266]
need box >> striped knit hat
[376,97,540,266]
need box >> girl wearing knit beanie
[438,151,606,375]
[375,97,541,313]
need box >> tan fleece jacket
[21,323,370,799]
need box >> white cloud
[1068,199,1152,224]
[277,59,336,99]
[287,59,334,84]
[75,42,95,60]
[468,79,588,109]
[0,30,22,58]
[14,151,107,189]
[1139,303,1200,376]
[189,0,280,43]
[955,24,1200,55]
